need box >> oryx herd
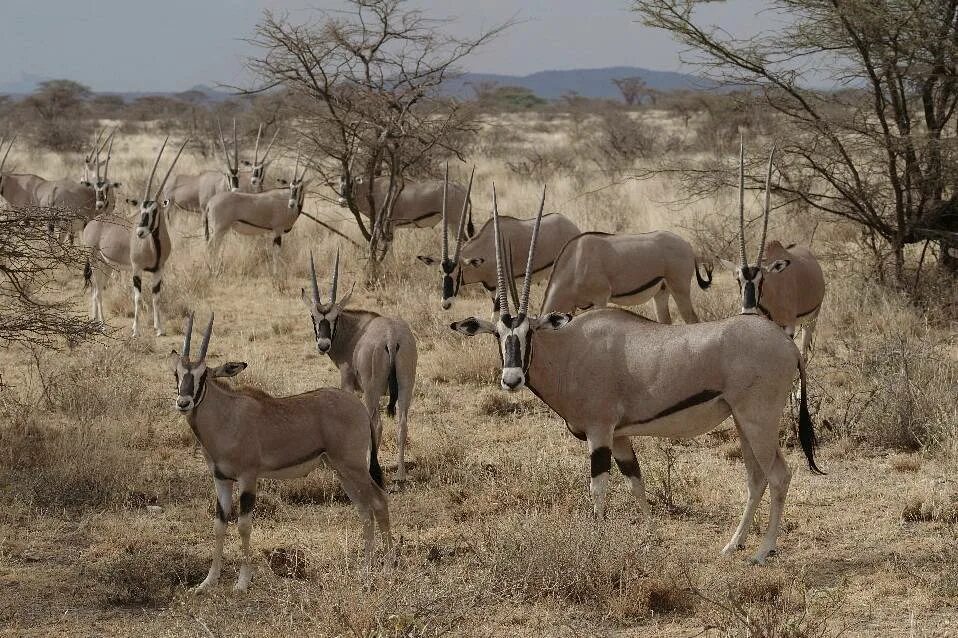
[1,127,828,592]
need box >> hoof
[233,582,250,594]
[155,329,165,337]
[721,542,746,556]
[193,581,216,595]
[749,548,776,565]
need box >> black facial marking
[590,447,612,478]
[317,318,331,341]
[132,275,141,292]
[151,280,162,295]
[180,371,195,397]
[239,492,256,515]
[743,281,757,309]
[442,274,455,300]
[616,458,642,479]
[504,334,522,368]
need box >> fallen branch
[300,211,362,247]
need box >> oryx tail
[797,353,824,475]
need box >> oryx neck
[186,379,243,453]
[326,310,379,364]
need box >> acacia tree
[634,0,958,284]
[246,1,510,263]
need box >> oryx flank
[720,143,825,358]
[302,251,418,482]
[203,158,309,276]
[417,167,580,311]
[540,230,712,323]
[171,313,391,593]
[82,136,188,336]
[339,169,475,237]
[450,184,823,564]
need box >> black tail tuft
[83,258,92,290]
[694,261,713,290]
[386,344,399,417]
[203,208,210,243]
[369,426,384,488]
[466,199,475,238]
[798,360,825,475]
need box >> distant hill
[441,66,713,100]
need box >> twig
[300,211,362,247]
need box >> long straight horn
[330,248,341,303]
[253,123,263,163]
[492,183,509,319]
[0,136,15,174]
[98,128,116,155]
[519,185,547,316]
[738,135,748,268]
[182,312,195,357]
[452,166,476,263]
[154,137,190,201]
[104,135,114,178]
[261,129,279,163]
[232,119,238,171]
[309,251,321,304]
[441,162,449,263]
[757,146,775,266]
[95,146,102,182]
[198,313,214,361]
[216,120,232,170]
[144,136,169,200]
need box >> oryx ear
[211,361,248,378]
[719,258,739,272]
[450,317,495,337]
[162,199,171,207]
[466,257,484,267]
[417,255,437,266]
[167,349,181,370]
[80,180,92,187]
[337,285,355,308]
[277,178,288,186]
[300,287,317,308]
[112,182,122,188]
[242,160,252,166]
[126,198,139,206]
[764,259,791,273]
[355,177,364,184]
[535,312,572,331]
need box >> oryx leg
[612,437,650,514]
[150,269,165,336]
[332,458,392,567]
[394,354,416,483]
[234,476,257,592]
[587,430,614,519]
[721,432,767,555]
[799,318,817,361]
[131,270,143,337]
[206,228,227,275]
[196,477,234,594]
[671,286,700,324]
[268,234,282,278]
[651,286,673,324]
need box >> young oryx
[302,251,418,482]
[338,168,475,237]
[540,230,712,323]
[203,158,309,276]
[82,136,187,336]
[720,144,826,358]
[450,186,823,565]
[171,313,391,593]
[417,167,580,311]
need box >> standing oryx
[449,185,823,565]
[417,168,580,311]
[82,128,115,182]
[171,313,391,593]
[720,144,825,359]
[241,123,280,190]
[203,158,309,276]
[540,230,712,323]
[338,169,475,237]
[82,136,187,336]
[80,136,121,214]
[302,251,418,482]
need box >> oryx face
[305,301,342,354]
[86,179,120,210]
[722,260,791,315]
[337,175,364,207]
[170,355,209,412]
[250,161,268,189]
[415,256,464,310]
[129,199,165,238]
[288,178,306,211]
[451,311,572,391]
[225,168,240,192]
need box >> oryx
[302,250,418,482]
[171,313,391,593]
[242,123,280,190]
[338,169,475,237]
[82,136,187,336]
[540,230,712,323]
[202,158,309,276]
[720,144,826,358]
[417,167,580,311]
[82,127,115,182]
[449,184,823,565]
[80,136,122,214]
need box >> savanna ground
[1,111,957,637]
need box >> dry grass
[0,114,957,636]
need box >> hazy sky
[1,0,781,92]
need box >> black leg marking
[615,457,642,479]
[151,279,162,295]
[272,235,282,246]
[239,492,256,516]
[215,499,229,522]
[591,447,612,478]
[132,275,142,292]
[213,466,234,481]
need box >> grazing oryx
[450,185,823,565]
[338,169,475,237]
[720,144,826,358]
[171,313,391,593]
[417,168,580,311]
[162,121,273,214]
[302,251,418,482]
[203,159,309,276]
[82,136,187,336]
[540,230,712,324]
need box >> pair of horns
[88,127,116,162]
[252,124,279,166]
[738,136,775,267]
[216,119,239,173]
[182,312,214,360]
[308,248,341,305]
[292,154,311,183]
[95,134,115,182]
[493,183,546,319]
[441,163,476,266]
[0,136,16,174]
[143,136,190,202]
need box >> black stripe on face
[179,371,195,397]
[317,318,331,341]
[743,281,757,309]
[503,334,521,368]
[442,274,455,301]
